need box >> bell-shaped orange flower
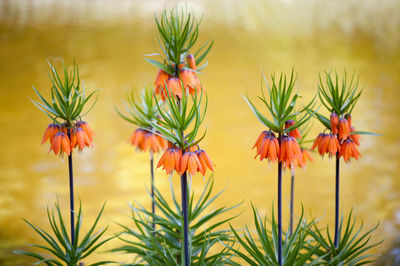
[285,119,301,139]
[279,136,302,167]
[338,118,350,141]
[71,127,91,150]
[180,151,203,176]
[50,132,71,156]
[315,134,340,157]
[298,148,313,168]
[77,121,94,141]
[195,149,214,176]
[187,54,197,71]
[129,128,168,153]
[340,139,361,163]
[311,133,325,151]
[166,77,183,99]
[253,131,280,162]
[180,70,202,96]
[156,134,169,150]
[41,123,60,144]
[350,127,360,146]
[154,69,170,96]
[157,148,182,174]
[330,112,339,135]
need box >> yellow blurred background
[0,0,399,264]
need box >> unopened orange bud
[330,112,339,135]
[345,113,352,128]
[187,54,197,71]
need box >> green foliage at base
[112,177,240,265]
[14,201,114,266]
[309,211,382,265]
[229,205,322,266]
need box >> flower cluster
[154,54,202,101]
[41,121,94,156]
[128,128,168,153]
[245,70,315,170]
[253,120,312,169]
[312,112,361,163]
[157,146,214,176]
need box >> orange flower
[154,69,170,96]
[350,127,360,146]
[253,131,280,162]
[187,54,197,71]
[330,112,339,135]
[195,149,214,176]
[156,134,169,149]
[340,139,361,163]
[50,132,71,156]
[311,133,325,151]
[345,113,352,128]
[296,148,313,168]
[315,134,340,157]
[157,148,182,174]
[166,77,183,99]
[180,70,202,96]
[129,128,167,153]
[71,127,91,150]
[285,119,301,139]
[180,151,203,176]
[77,121,95,142]
[279,136,302,167]
[41,123,59,144]
[338,118,350,141]
[327,134,340,157]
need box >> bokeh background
[0,0,399,264]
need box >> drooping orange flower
[195,149,214,176]
[180,69,202,96]
[338,118,350,141]
[70,127,91,150]
[315,134,340,157]
[154,69,171,96]
[180,151,203,176]
[77,121,95,142]
[326,134,341,157]
[157,148,182,174]
[279,136,302,167]
[156,134,169,150]
[253,131,280,162]
[330,112,339,135]
[187,54,197,71]
[165,77,183,99]
[128,128,168,153]
[41,123,60,144]
[298,149,313,168]
[340,139,361,163]
[311,133,325,151]
[285,119,301,139]
[350,127,360,146]
[50,132,71,156]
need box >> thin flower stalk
[244,69,315,266]
[285,120,314,236]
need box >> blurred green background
[0,0,399,264]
